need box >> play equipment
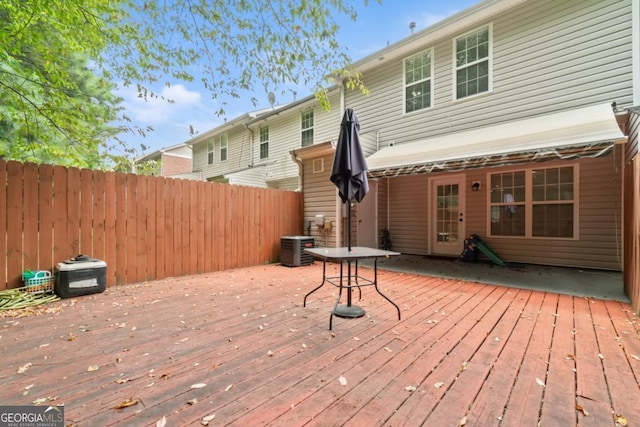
[460,234,525,268]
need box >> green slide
[475,240,508,267]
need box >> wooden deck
[1,263,639,426]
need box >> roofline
[351,0,529,74]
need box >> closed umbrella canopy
[330,108,369,204]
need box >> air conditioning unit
[280,236,315,267]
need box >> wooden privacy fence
[0,160,304,290]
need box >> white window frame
[453,23,493,102]
[403,48,434,114]
[219,133,228,162]
[487,164,579,240]
[301,110,314,147]
[259,126,269,159]
[207,139,214,165]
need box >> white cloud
[119,83,204,124]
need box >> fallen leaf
[187,399,198,405]
[191,383,206,389]
[156,416,167,427]
[267,350,273,357]
[405,385,416,392]
[460,416,467,425]
[160,373,170,380]
[434,382,445,388]
[18,363,32,374]
[224,384,233,392]
[115,378,130,384]
[113,399,138,409]
[459,361,468,372]
[576,404,589,416]
[87,364,100,372]
[631,355,640,361]
[566,354,575,360]
[384,347,393,352]
[598,353,604,360]
[68,334,77,341]
[615,414,627,426]
[338,375,347,386]
[536,378,546,387]
[32,398,47,404]
[201,414,215,425]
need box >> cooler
[55,256,107,298]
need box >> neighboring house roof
[366,103,627,178]
[136,142,191,162]
[184,105,287,147]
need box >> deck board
[0,263,637,427]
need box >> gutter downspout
[290,151,306,235]
[633,0,639,105]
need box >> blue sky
[113,0,478,156]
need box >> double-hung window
[490,166,577,238]
[404,49,433,113]
[219,133,228,161]
[207,139,214,165]
[301,110,314,147]
[455,25,491,100]
[259,127,269,159]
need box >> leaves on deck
[190,383,207,389]
[113,398,138,409]
[338,375,347,386]
[156,416,167,427]
[201,414,216,425]
[536,378,545,387]
[18,363,32,374]
[87,364,100,372]
[404,385,417,392]
[576,404,589,416]
[614,414,628,426]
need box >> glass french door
[431,176,465,256]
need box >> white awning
[366,103,626,178]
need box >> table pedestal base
[334,304,365,318]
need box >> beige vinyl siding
[376,178,390,244]
[347,0,632,148]
[303,154,338,248]
[384,175,429,255]
[253,92,342,184]
[193,128,253,180]
[380,150,623,270]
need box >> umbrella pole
[335,201,363,317]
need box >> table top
[304,247,400,261]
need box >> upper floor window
[219,133,228,161]
[404,49,433,113]
[455,25,491,100]
[207,139,214,164]
[301,110,314,147]
[259,127,269,159]
[490,166,576,239]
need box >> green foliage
[103,0,376,112]
[1,0,376,169]
[0,0,122,168]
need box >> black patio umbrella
[330,108,369,251]
[330,108,369,318]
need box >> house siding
[302,153,337,248]
[252,92,342,185]
[192,127,253,179]
[346,0,632,147]
[378,146,623,270]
